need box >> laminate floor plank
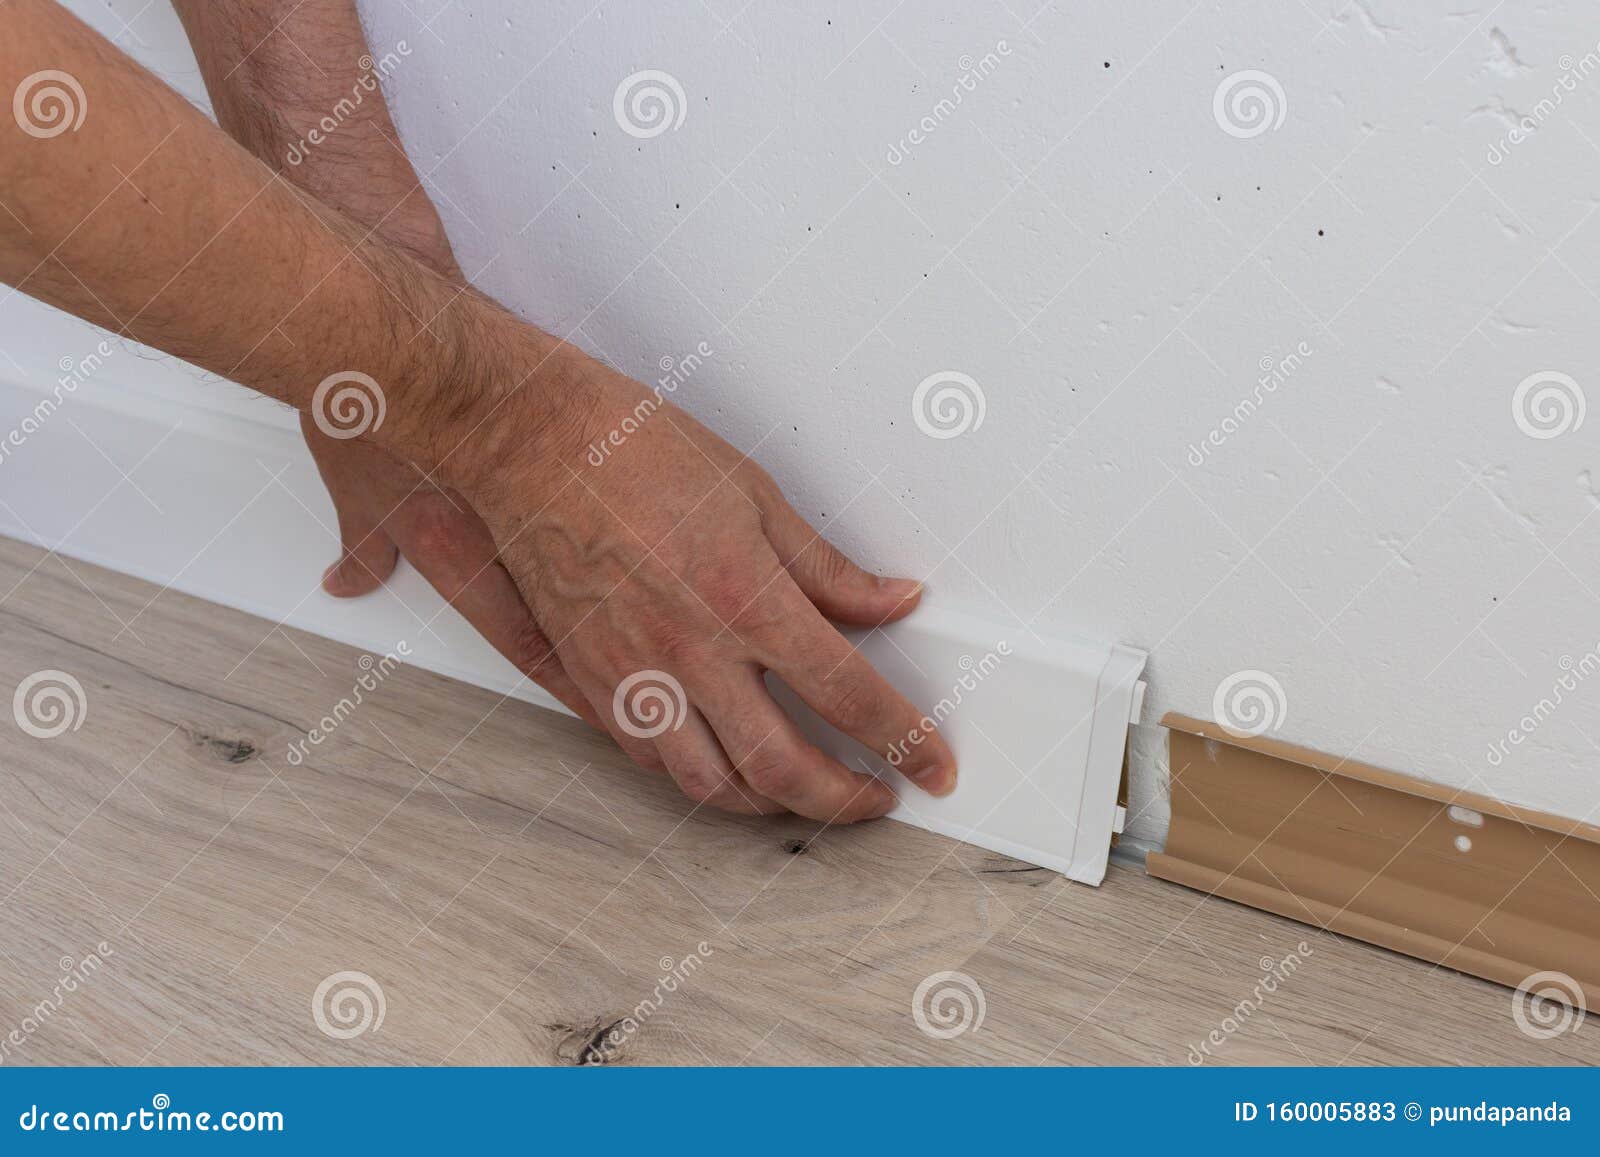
[0,535,1591,1067]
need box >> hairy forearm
[0,0,571,484]
[170,0,454,271]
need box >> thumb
[300,415,400,598]
[763,501,923,627]
[318,481,398,597]
[321,514,399,597]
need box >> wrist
[382,294,595,504]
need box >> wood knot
[548,1016,630,1066]
[184,726,257,764]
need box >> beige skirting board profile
[1147,713,1600,1008]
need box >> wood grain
[0,534,1591,1066]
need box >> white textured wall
[8,1,1600,845]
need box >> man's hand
[442,357,955,820]
[0,0,957,822]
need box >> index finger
[765,598,958,796]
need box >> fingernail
[879,577,923,601]
[869,790,899,819]
[911,763,956,797]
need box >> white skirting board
[0,375,1146,884]
[773,619,1146,883]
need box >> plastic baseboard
[0,378,1146,883]
[1149,713,1600,1005]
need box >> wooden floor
[0,533,1592,1066]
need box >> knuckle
[687,547,787,635]
[672,761,733,804]
[722,579,795,639]
[824,670,888,734]
[618,738,665,774]
[649,621,709,668]
[701,572,764,628]
[809,540,857,585]
[738,748,803,799]
[508,622,559,678]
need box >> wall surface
[6,1,1600,848]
